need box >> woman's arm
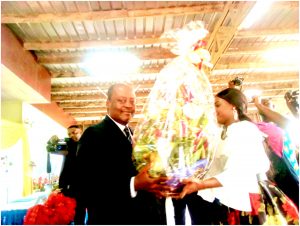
[253,96,290,129]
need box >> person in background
[58,125,86,225]
[229,74,298,209]
[253,95,299,207]
[59,125,82,193]
[253,94,299,162]
[75,83,167,225]
[253,93,298,129]
[171,88,270,224]
[284,90,299,118]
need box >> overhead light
[262,47,300,64]
[238,0,273,30]
[82,50,142,82]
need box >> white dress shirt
[106,115,137,197]
[198,120,270,211]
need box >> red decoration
[227,210,241,225]
[192,39,207,70]
[249,193,261,216]
[282,197,299,221]
[24,191,76,225]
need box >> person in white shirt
[171,88,270,224]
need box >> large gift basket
[132,21,220,190]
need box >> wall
[0,102,66,204]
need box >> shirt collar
[107,114,127,131]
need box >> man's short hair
[107,83,133,100]
[68,125,81,130]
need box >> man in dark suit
[75,83,167,225]
[58,125,86,224]
[59,125,82,194]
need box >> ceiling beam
[50,66,164,77]
[71,88,292,127]
[225,41,299,56]
[208,2,256,67]
[2,1,295,24]
[215,62,299,70]
[52,79,298,103]
[1,25,51,103]
[49,61,299,79]
[70,108,144,118]
[37,47,176,64]
[51,80,156,92]
[63,88,294,116]
[23,27,298,51]
[1,3,226,24]
[24,38,176,50]
[63,105,144,113]
[57,97,148,108]
[236,28,299,38]
[39,40,298,65]
[51,71,298,93]
[210,72,299,83]
[212,80,299,94]
[52,90,150,101]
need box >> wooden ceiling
[1,1,299,128]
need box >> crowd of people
[57,82,298,225]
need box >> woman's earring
[233,108,238,121]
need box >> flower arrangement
[132,21,219,190]
[32,175,59,192]
[32,177,49,192]
[24,190,76,225]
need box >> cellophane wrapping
[132,21,219,189]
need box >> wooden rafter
[2,1,296,24]
[50,66,164,77]
[51,71,298,93]
[208,1,256,67]
[23,27,298,51]
[1,3,227,24]
[36,40,298,64]
[24,38,176,50]
[37,47,176,64]
[51,80,156,92]
[2,1,298,127]
[52,79,298,104]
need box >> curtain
[1,119,32,196]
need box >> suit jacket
[59,139,77,197]
[75,115,166,225]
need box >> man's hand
[134,164,172,198]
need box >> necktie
[124,126,132,144]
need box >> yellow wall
[1,101,65,203]
[1,101,31,198]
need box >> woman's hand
[176,177,203,199]
[170,177,222,199]
[167,177,203,199]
